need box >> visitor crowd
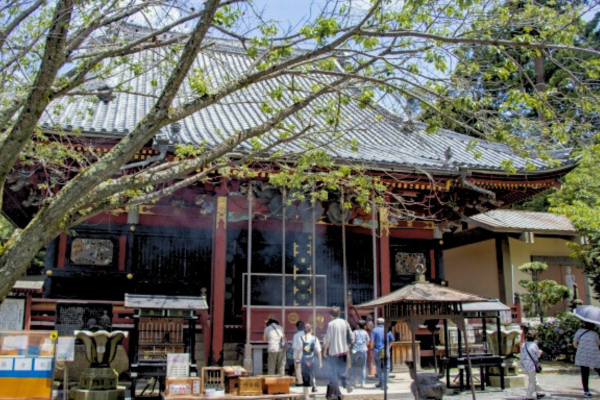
[263,306,393,400]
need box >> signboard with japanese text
[0,330,56,399]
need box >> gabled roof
[39,39,574,175]
[467,210,577,235]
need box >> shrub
[535,312,584,361]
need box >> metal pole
[312,193,317,332]
[410,318,419,400]
[282,188,286,327]
[371,196,378,320]
[341,188,348,320]
[462,324,477,399]
[246,182,253,345]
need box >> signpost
[56,337,75,400]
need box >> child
[521,331,545,400]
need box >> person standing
[521,331,546,400]
[263,317,286,375]
[323,306,354,399]
[574,322,600,398]
[299,323,322,400]
[292,321,305,385]
[351,319,370,388]
[371,317,394,389]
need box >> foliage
[550,141,600,299]
[535,312,584,361]
[0,0,599,302]
[0,216,44,276]
[518,262,571,323]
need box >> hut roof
[357,279,487,308]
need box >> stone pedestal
[79,367,119,390]
[70,386,126,400]
[489,375,526,388]
[69,330,128,400]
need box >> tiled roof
[39,41,572,174]
[468,210,577,233]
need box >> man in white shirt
[263,318,286,375]
[323,307,354,399]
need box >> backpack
[301,336,316,368]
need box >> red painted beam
[379,209,391,296]
[210,196,228,365]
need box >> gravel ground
[445,373,599,400]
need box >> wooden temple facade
[0,39,576,369]
[4,162,572,367]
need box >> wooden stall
[125,293,208,399]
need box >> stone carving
[565,266,575,295]
[407,361,445,399]
[395,252,426,275]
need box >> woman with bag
[351,320,370,388]
[521,331,546,400]
[574,321,600,398]
[299,323,322,400]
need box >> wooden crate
[238,376,263,396]
[201,367,224,393]
[223,366,248,395]
[225,376,240,395]
[261,375,295,395]
[190,377,202,396]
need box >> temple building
[1,38,576,371]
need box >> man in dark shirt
[371,317,394,389]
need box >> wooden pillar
[210,196,228,365]
[495,234,513,305]
[435,239,445,281]
[24,294,32,330]
[379,208,391,296]
[118,235,127,271]
[56,234,67,268]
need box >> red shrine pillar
[210,195,228,365]
[379,208,391,296]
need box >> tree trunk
[0,214,62,302]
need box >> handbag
[525,343,542,373]
[273,324,287,351]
